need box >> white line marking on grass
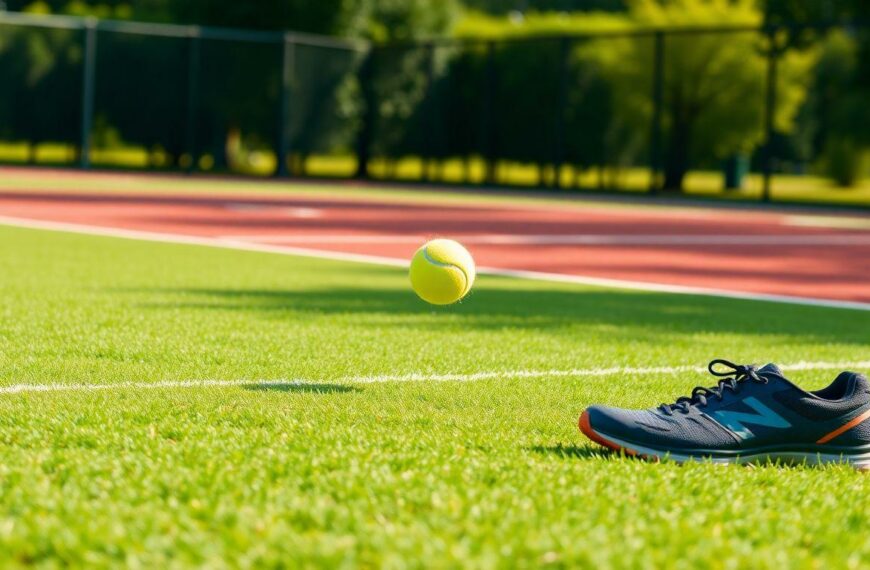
[0,215,868,311]
[2,361,868,395]
[219,233,870,246]
[0,214,407,267]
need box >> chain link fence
[1,12,868,206]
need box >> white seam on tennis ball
[422,245,470,296]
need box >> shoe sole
[578,410,870,471]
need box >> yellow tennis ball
[409,239,476,305]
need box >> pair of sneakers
[578,359,870,470]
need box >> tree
[352,0,460,176]
[0,23,82,160]
[588,0,812,190]
[794,31,869,186]
[462,0,627,14]
[401,10,633,185]
[348,0,459,42]
[157,0,345,34]
[92,32,188,166]
[764,0,870,186]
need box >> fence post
[649,31,665,194]
[79,19,97,169]
[184,28,201,174]
[276,33,294,177]
[762,27,778,203]
[355,47,375,179]
[553,37,571,190]
[483,41,496,185]
[422,42,435,183]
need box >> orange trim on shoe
[578,409,637,456]
[817,408,870,444]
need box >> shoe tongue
[757,363,785,380]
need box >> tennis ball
[409,239,476,305]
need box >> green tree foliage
[390,11,636,185]
[10,0,460,37]
[284,45,364,174]
[584,0,812,190]
[93,32,188,165]
[0,23,82,158]
[349,0,460,41]
[157,0,345,34]
[764,0,867,29]
[794,31,869,186]
[765,0,870,186]
[462,0,627,14]
[352,0,460,175]
[391,3,812,191]
[6,0,856,190]
[10,0,346,33]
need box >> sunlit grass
[0,225,867,566]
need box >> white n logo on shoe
[711,397,791,440]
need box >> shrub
[822,137,867,187]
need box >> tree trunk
[663,120,691,191]
[485,159,496,185]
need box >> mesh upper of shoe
[772,372,870,421]
[586,405,738,449]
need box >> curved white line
[422,245,470,296]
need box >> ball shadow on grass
[243,382,360,394]
[125,282,867,345]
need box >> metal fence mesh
[0,13,868,206]
[283,42,364,177]
[0,21,83,161]
[93,29,188,168]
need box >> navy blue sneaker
[579,360,870,469]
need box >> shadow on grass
[528,444,620,460]
[529,444,860,470]
[243,382,360,394]
[125,282,868,344]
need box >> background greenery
[1,0,869,195]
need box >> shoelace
[660,359,768,415]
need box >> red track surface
[0,179,868,306]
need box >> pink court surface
[0,168,868,310]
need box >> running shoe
[579,359,870,469]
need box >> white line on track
[0,214,868,311]
[218,233,870,246]
[785,215,870,230]
[2,361,868,395]
[224,204,322,218]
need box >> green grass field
[1,224,869,568]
